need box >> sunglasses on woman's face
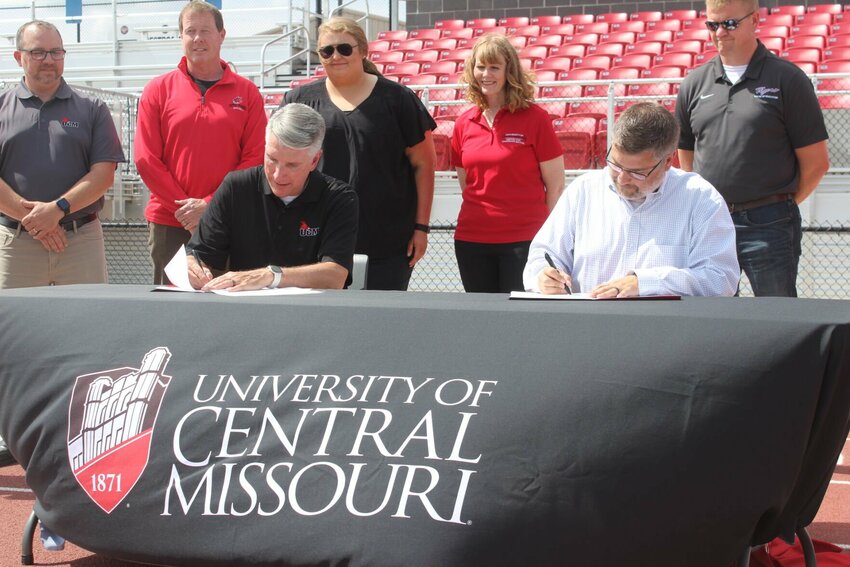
[318,43,355,59]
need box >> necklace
[484,107,499,126]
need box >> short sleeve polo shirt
[0,78,125,219]
[188,167,359,277]
[676,42,828,204]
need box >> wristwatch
[55,198,71,217]
[414,223,431,234]
[267,265,283,289]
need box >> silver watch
[267,265,283,289]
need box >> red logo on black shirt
[62,117,80,128]
[230,96,246,111]
[299,220,319,237]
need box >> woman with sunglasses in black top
[282,17,437,291]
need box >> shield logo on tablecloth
[66,347,172,514]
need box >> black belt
[728,193,793,213]
[0,213,98,233]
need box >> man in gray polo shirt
[0,20,125,290]
[0,20,125,469]
[676,0,829,297]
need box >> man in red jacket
[135,0,266,284]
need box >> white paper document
[509,291,680,301]
[155,247,320,297]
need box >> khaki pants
[148,222,191,285]
[0,220,108,289]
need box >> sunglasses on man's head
[318,43,355,59]
[704,11,754,32]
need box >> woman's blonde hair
[317,17,382,76]
[462,34,536,112]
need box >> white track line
[0,486,32,493]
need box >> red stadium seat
[676,28,712,42]
[810,3,844,14]
[550,44,588,58]
[440,48,473,63]
[532,15,564,27]
[509,36,528,49]
[520,44,551,59]
[760,36,787,52]
[600,66,642,95]
[289,76,321,89]
[828,32,850,46]
[786,35,828,49]
[666,39,705,54]
[564,32,600,45]
[405,49,441,63]
[638,30,675,43]
[679,19,702,30]
[631,11,664,22]
[433,132,453,171]
[507,24,540,37]
[565,67,601,81]
[431,102,474,120]
[435,19,465,29]
[409,28,442,40]
[402,74,439,86]
[665,10,698,20]
[562,14,596,24]
[423,38,458,50]
[822,45,850,59]
[757,25,791,38]
[467,18,498,28]
[781,47,823,63]
[596,12,629,23]
[441,27,475,39]
[552,113,605,135]
[613,53,654,69]
[573,54,614,69]
[263,92,284,105]
[536,56,575,72]
[421,60,459,75]
[818,58,850,71]
[369,50,405,63]
[575,22,611,34]
[654,51,695,68]
[626,41,667,56]
[587,42,627,57]
[368,40,391,52]
[831,21,850,34]
[790,24,831,36]
[541,23,576,35]
[772,5,806,16]
[378,30,408,41]
[796,12,834,26]
[500,17,530,27]
[629,65,684,97]
[519,57,542,71]
[529,34,564,47]
[761,13,795,27]
[600,31,638,44]
[391,39,423,51]
[610,21,646,33]
[646,19,682,32]
[556,131,594,169]
[473,26,506,36]
[383,61,421,76]
[534,69,559,82]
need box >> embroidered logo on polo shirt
[501,132,525,145]
[230,96,246,111]
[753,86,780,100]
[62,116,80,128]
[299,220,319,237]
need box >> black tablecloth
[1,285,849,567]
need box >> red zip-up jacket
[135,57,266,227]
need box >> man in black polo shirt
[186,103,358,290]
[676,0,829,297]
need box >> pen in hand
[544,252,572,294]
[190,247,212,280]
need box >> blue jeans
[732,199,802,297]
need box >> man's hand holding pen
[540,252,573,295]
[187,249,213,290]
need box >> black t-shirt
[187,167,358,276]
[283,77,436,258]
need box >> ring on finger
[612,287,620,294]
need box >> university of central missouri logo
[67,347,172,513]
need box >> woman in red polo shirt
[451,34,564,293]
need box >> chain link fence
[104,219,850,298]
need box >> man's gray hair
[268,103,326,155]
[612,102,680,160]
[16,20,61,50]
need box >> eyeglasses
[704,11,755,32]
[318,43,355,59]
[19,48,67,61]
[605,148,664,181]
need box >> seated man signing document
[187,103,358,290]
[523,103,739,297]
